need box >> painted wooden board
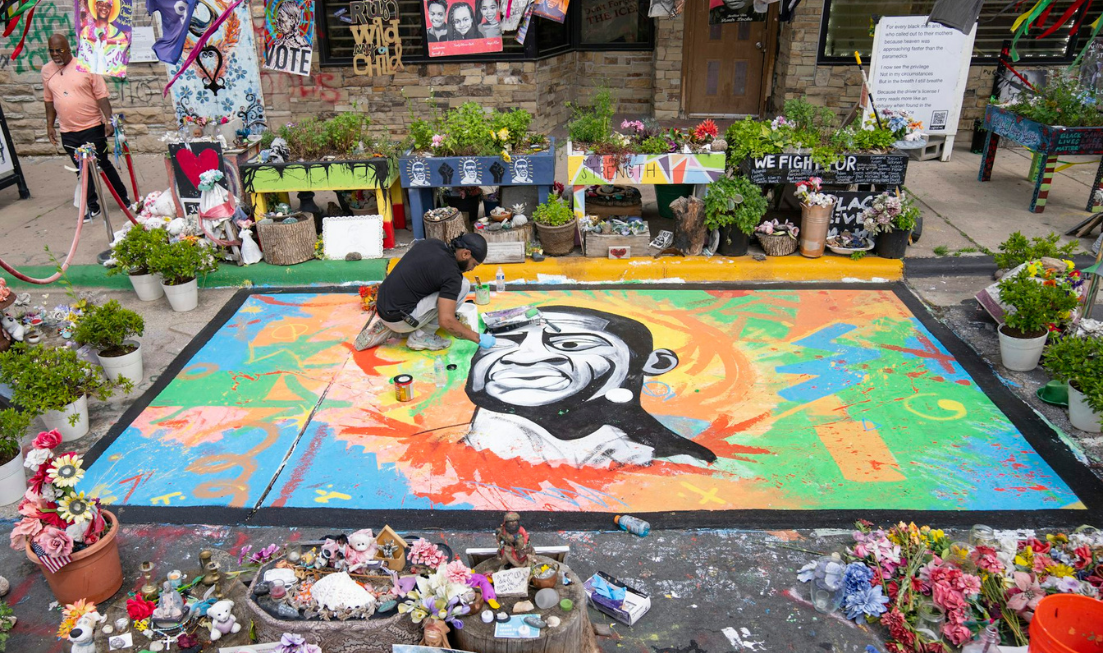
[398,139,557,188]
[566,144,725,186]
[583,232,652,258]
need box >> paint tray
[483,305,542,333]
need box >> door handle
[756,41,765,51]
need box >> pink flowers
[621,120,645,133]
[32,430,63,450]
[408,538,447,567]
[445,559,471,585]
[1007,571,1045,620]
[431,134,444,148]
[35,526,74,558]
[10,517,43,550]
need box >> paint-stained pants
[381,277,472,335]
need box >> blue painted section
[776,323,881,403]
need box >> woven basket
[257,213,316,266]
[535,219,578,256]
[757,233,798,257]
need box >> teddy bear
[207,600,240,641]
[344,529,379,573]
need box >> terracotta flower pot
[26,509,123,605]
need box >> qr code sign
[931,111,948,130]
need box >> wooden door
[682,1,768,116]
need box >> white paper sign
[866,16,976,148]
[492,567,531,597]
[322,215,385,260]
[128,25,159,64]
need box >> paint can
[393,374,414,402]
[475,284,491,305]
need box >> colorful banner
[707,0,766,23]
[166,0,266,133]
[425,0,503,57]
[263,0,315,76]
[74,0,133,77]
[532,0,568,22]
[146,0,197,64]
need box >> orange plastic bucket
[1028,594,1103,653]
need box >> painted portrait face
[95,0,113,20]
[462,159,477,179]
[411,160,426,182]
[480,0,498,21]
[276,2,301,33]
[428,1,446,28]
[452,4,474,36]
[469,311,632,408]
[514,158,529,178]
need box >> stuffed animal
[344,529,379,573]
[319,537,347,571]
[1,315,23,342]
[207,600,240,641]
[68,613,104,653]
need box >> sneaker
[84,207,101,223]
[354,315,393,351]
[407,329,451,351]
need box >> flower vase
[799,203,833,258]
[26,510,123,605]
[0,449,25,505]
[42,395,89,442]
[719,225,750,257]
[128,272,164,301]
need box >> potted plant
[995,269,1080,372]
[755,219,800,257]
[107,224,169,301]
[794,177,836,259]
[1043,334,1103,432]
[147,237,219,313]
[10,429,123,604]
[861,189,921,260]
[0,408,31,505]
[0,344,129,441]
[704,175,768,257]
[532,195,578,256]
[73,300,145,384]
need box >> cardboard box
[583,572,651,626]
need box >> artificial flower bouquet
[861,190,921,236]
[755,219,800,239]
[795,177,835,208]
[798,521,1103,652]
[880,109,925,143]
[10,430,110,567]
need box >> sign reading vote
[263,0,316,77]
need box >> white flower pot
[1069,384,1103,433]
[97,340,143,384]
[128,273,164,302]
[161,278,198,313]
[0,450,25,505]
[41,395,89,442]
[998,325,1048,372]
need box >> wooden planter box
[240,157,405,248]
[583,227,653,258]
[979,104,1103,215]
[565,141,725,218]
[739,152,909,186]
[398,139,557,239]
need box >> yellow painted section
[386,255,904,283]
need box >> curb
[906,253,1100,278]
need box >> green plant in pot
[0,407,32,504]
[995,271,1080,372]
[107,226,169,301]
[704,175,768,257]
[73,300,146,384]
[532,195,578,256]
[1043,334,1103,432]
[147,238,219,313]
[0,344,130,441]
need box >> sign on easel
[865,16,976,162]
[0,103,29,201]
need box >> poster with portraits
[264,0,315,76]
[74,0,133,77]
[532,0,568,22]
[707,0,766,23]
[425,0,503,57]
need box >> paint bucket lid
[393,374,413,385]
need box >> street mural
[83,289,1083,515]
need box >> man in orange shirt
[42,34,130,221]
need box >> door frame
[679,3,780,118]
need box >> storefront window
[819,0,1092,63]
[579,0,652,45]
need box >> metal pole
[86,150,116,265]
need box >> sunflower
[47,454,84,488]
[58,492,93,523]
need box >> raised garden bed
[398,139,557,239]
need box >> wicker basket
[535,219,579,256]
[257,213,317,266]
[757,233,799,257]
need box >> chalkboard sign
[1053,129,1103,155]
[742,153,909,186]
[830,191,878,239]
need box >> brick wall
[653,12,684,119]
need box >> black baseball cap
[453,233,488,263]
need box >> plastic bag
[239,228,263,265]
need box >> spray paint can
[614,515,650,537]
[393,374,414,402]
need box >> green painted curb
[1,259,390,289]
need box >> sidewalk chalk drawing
[82,289,1085,515]
[74,0,133,77]
[263,0,315,76]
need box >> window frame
[317,0,655,67]
[815,0,1089,66]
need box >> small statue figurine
[495,511,534,569]
[206,600,240,641]
[344,529,379,573]
[151,582,185,623]
[421,617,452,648]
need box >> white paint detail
[723,626,766,651]
[605,388,633,403]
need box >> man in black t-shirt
[355,234,497,352]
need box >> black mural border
[87,283,1103,531]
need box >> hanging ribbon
[1036,0,1087,38]
[1010,0,1053,60]
[161,0,244,96]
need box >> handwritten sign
[492,567,531,597]
[351,0,403,75]
[743,154,909,186]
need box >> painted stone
[512,600,534,614]
[524,615,546,629]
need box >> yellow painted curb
[386,255,903,283]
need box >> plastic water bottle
[614,515,650,537]
[434,357,447,387]
[495,267,506,292]
[960,624,1002,653]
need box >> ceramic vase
[0,449,25,505]
[26,510,123,605]
[162,278,199,313]
[1069,384,1103,433]
[128,273,164,302]
[42,395,89,441]
[97,340,143,384]
[997,325,1048,372]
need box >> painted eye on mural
[174,0,187,15]
[546,334,608,353]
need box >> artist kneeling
[355,233,497,352]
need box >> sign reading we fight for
[263,0,316,76]
[351,0,404,75]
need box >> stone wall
[653,12,684,119]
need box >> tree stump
[453,555,597,653]
[669,195,706,256]
[424,207,467,243]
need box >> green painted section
[1,259,390,289]
[245,161,397,192]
